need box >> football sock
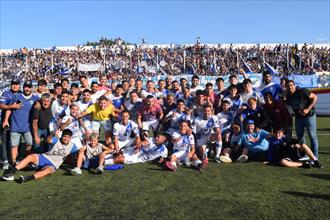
[215,141,223,158]
[25,175,35,182]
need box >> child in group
[220,122,248,163]
[71,132,113,175]
[165,120,204,171]
[267,127,323,168]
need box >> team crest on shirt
[30,100,34,105]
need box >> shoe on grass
[96,166,104,174]
[2,168,15,181]
[71,167,82,175]
[215,157,221,163]
[312,160,324,169]
[237,155,248,163]
[165,161,177,172]
[220,155,232,163]
[298,155,309,161]
[302,161,312,169]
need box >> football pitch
[0,117,330,219]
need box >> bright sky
[1,0,329,49]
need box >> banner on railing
[141,73,319,88]
[77,63,102,72]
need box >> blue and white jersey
[113,120,139,141]
[166,110,192,130]
[216,111,234,133]
[61,115,81,139]
[192,115,220,139]
[51,99,69,122]
[141,90,157,99]
[10,93,39,132]
[258,82,283,100]
[172,133,195,152]
[222,95,243,113]
[156,89,169,99]
[108,94,124,109]
[240,89,264,105]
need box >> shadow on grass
[303,173,330,181]
[317,128,330,132]
[282,191,330,200]
[319,151,330,155]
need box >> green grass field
[1,118,330,219]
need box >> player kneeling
[2,129,78,183]
[267,128,323,168]
[165,120,204,171]
[104,132,168,165]
[71,133,113,175]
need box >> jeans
[33,129,50,153]
[295,114,319,159]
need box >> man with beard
[2,80,39,166]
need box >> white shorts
[142,120,159,131]
[118,138,135,150]
[49,121,58,133]
[91,120,112,132]
[196,135,211,147]
[172,150,188,162]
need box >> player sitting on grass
[2,129,78,183]
[71,132,113,175]
[220,122,248,163]
[192,104,222,164]
[165,120,204,171]
[267,127,323,168]
[104,132,168,165]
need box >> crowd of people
[1,42,329,84]
[0,69,324,183]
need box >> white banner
[77,63,102,72]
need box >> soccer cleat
[298,155,310,162]
[220,155,232,163]
[18,175,26,184]
[165,161,177,172]
[237,155,248,163]
[202,157,209,169]
[2,168,15,181]
[95,166,104,174]
[312,160,324,169]
[214,157,221,163]
[70,167,82,175]
[302,161,312,169]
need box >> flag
[264,60,279,75]
[241,59,253,73]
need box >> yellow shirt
[86,103,114,121]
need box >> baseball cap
[11,79,20,85]
[247,120,255,125]
[23,80,33,88]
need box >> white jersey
[76,100,93,121]
[216,111,234,132]
[51,99,68,121]
[43,137,78,169]
[172,132,195,152]
[113,120,140,142]
[166,110,192,130]
[141,90,157,99]
[91,90,106,103]
[240,90,264,105]
[124,99,142,111]
[192,115,220,139]
[85,143,105,159]
[61,115,81,139]
[123,138,168,164]
[190,85,203,96]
